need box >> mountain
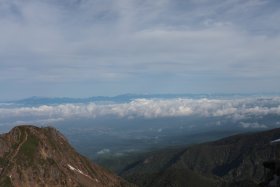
[8,93,253,106]
[9,95,151,106]
[0,125,134,187]
[120,128,280,187]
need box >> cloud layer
[0,0,280,99]
[1,97,280,125]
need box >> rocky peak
[0,125,134,187]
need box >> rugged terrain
[0,125,133,187]
[121,128,280,187]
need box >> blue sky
[0,0,280,100]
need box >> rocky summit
[0,125,133,187]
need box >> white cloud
[240,122,267,129]
[1,97,280,124]
[97,149,111,155]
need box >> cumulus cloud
[0,99,193,119]
[1,97,280,124]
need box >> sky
[0,0,280,100]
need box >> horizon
[2,92,280,102]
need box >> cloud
[0,0,280,99]
[240,122,267,129]
[97,149,111,155]
[0,99,193,119]
[1,97,280,125]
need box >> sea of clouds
[1,97,280,126]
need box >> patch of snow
[270,139,280,144]
[67,164,93,180]
[68,164,85,175]
[68,164,75,171]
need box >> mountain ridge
[4,93,267,106]
[0,125,134,187]
[121,127,280,186]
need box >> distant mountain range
[0,126,133,187]
[5,93,268,106]
[120,128,280,187]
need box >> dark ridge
[121,127,280,187]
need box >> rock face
[121,128,280,187]
[0,125,133,187]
